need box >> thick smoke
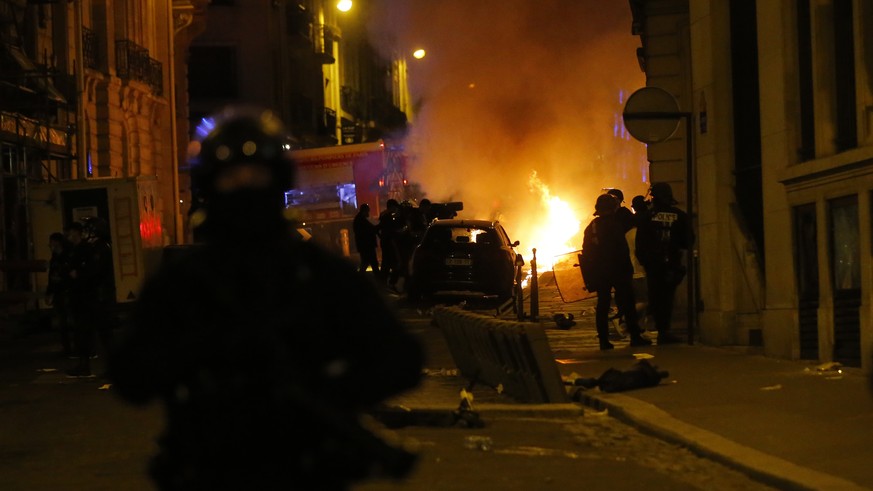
[368,0,647,255]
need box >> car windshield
[424,226,499,247]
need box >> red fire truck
[286,140,407,256]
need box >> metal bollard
[514,254,525,320]
[530,248,539,321]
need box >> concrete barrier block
[433,306,569,403]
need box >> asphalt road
[0,304,777,491]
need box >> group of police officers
[353,196,448,292]
[351,177,693,352]
[45,216,115,378]
[582,184,693,350]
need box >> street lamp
[413,48,426,59]
[337,0,352,12]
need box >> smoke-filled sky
[368,0,647,258]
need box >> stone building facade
[629,0,873,370]
[0,0,206,304]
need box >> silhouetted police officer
[107,106,423,491]
[353,203,380,276]
[64,218,114,377]
[378,199,404,291]
[581,194,652,350]
[606,188,635,233]
[635,182,693,344]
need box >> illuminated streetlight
[337,0,352,12]
[412,48,426,59]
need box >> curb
[470,402,584,418]
[580,392,871,491]
[387,402,585,419]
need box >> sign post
[622,87,696,345]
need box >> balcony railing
[314,24,335,64]
[115,39,163,96]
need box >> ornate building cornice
[173,0,209,36]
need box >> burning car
[407,219,520,301]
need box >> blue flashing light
[194,117,216,140]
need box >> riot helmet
[631,195,649,214]
[606,188,624,203]
[593,193,619,216]
[650,182,678,206]
[190,106,295,199]
[188,106,297,241]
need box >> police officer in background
[46,232,73,356]
[64,219,114,378]
[107,106,423,491]
[353,203,380,276]
[378,199,404,291]
[606,188,635,233]
[635,182,693,344]
[631,195,650,220]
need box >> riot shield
[552,250,596,302]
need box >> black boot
[629,334,652,346]
[65,357,93,378]
[657,332,683,344]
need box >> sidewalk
[393,273,873,491]
[574,345,873,491]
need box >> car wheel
[496,283,515,303]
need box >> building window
[829,195,860,291]
[796,0,815,160]
[729,0,764,260]
[793,203,819,301]
[861,1,873,144]
[188,46,239,99]
[793,203,819,359]
[832,0,857,151]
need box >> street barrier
[433,306,569,403]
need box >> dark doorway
[61,187,117,306]
[62,188,110,233]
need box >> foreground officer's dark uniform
[635,182,693,344]
[107,107,423,491]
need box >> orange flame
[525,170,581,272]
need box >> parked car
[407,219,520,301]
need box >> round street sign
[623,87,681,144]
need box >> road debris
[759,384,782,391]
[463,435,494,451]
